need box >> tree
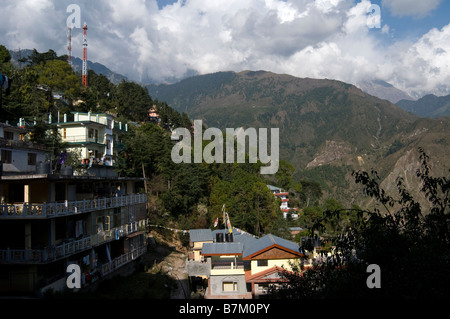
[20,49,66,67]
[298,180,323,207]
[275,160,295,190]
[209,167,283,236]
[34,59,81,99]
[113,80,153,122]
[0,45,11,65]
[270,148,450,299]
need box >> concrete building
[0,120,148,296]
[55,112,127,168]
[0,121,48,176]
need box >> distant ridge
[147,70,450,208]
[396,93,450,118]
[8,49,128,85]
[356,79,415,104]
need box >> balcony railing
[100,245,147,277]
[211,261,244,270]
[0,194,147,219]
[0,220,147,264]
[63,135,106,145]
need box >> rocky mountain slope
[147,70,450,207]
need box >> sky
[0,0,449,99]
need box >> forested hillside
[147,70,450,209]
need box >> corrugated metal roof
[243,234,300,258]
[192,228,300,258]
[201,242,244,255]
[189,229,213,242]
[267,184,282,191]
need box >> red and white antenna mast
[82,22,88,87]
[67,26,72,67]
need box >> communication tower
[67,26,72,67]
[82,22,88,87]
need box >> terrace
[0,193,147,219]
[0,219,147,264]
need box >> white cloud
[386,24,450,98]
[0,0,448,98]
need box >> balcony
[0,193,147,219]
[63,135,106,145]
[0,219,147,264]
[210,260,245,276]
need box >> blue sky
[0,0,449,98]
[375,0,450,42]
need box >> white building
[0,121,48,176]
[267,184,298,219]
[55,112,127,167]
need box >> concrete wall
[207,274,250,299]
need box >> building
[55,112,127,168]
[187,228,303,299]
[267,184,298,219]
[0,120,148,296]
[188,228,213,262]
[243,234,303,298]
[0,120,48,177]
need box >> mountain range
[147,70,450,208]
[396,94,450,118]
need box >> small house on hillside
[267,184,298,219]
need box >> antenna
[67,26,72,67]
[82,22,88,87]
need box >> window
[257,260,268,267]
[28,153,37,165]
[222,281,237,292]
[96,215,111,232]
[4,131,14,140]
[1,150,12,164]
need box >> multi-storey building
[55,112,127,168]
[0,119,148,296]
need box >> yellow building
[243,234,303,298]
[187,228,303,299]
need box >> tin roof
[243,234,300,258]
[201,242,244,256]
[189,229,213,242]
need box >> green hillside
[148,70,450,206]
